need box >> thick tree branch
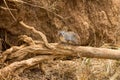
[1,43,120,63]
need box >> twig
[3,0,17,21]
[0,6,17,11]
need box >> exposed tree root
[18,35,35,45]
[0,56,54,78]
[19,21,55,49]
[0,45,25,63]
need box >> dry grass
[7,58,118,80]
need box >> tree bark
[1,43,120,62]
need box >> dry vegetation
[0,0,120,80]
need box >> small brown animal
[58,31,80,45]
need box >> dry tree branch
[19,21,55,49]
[1,42,120,63]
[7,44,74,61]
[0,6,17,11]
[0,56,54,78]
[11,44,120,60]
[3,0,17,21]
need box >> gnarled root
[0,56,54,79]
